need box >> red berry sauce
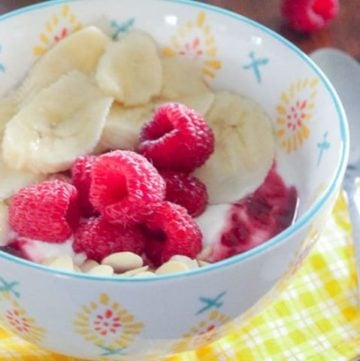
[209,164,299,262]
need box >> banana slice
[95,29,162,106]
[0,202,9,246]
[160,56,210,99]
[0,95,17,139]
[148,92,214,120]
[0,73,62,199]
[99,102,154,151]
[159,56,215,114]
[17,26,110,105]
[2,71,113,174]
[174,91,215,115]
[194,91,275,204]
[0,158,44,200]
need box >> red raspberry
[73,217,146,262]
[281,0,339,33]
[9,180,80,243]
[142,201,202,266]
[138,103,214,173]
[90,150,165,225]
[161,171,208,217]
[71,155,98,217]
[103,200,153,227]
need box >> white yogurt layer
[18,237,86,265]
[195,204,231,247]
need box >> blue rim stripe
[0,0,349,282]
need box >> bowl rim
[0,0,349,282]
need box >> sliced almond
[101,251,143,273]
[81,259,99,272]
[48,255,74,272]
[121,266,149,277]
[170,255,198,269]
[196,245,213,261]
[87,265,114,276]
[155,260,190,275]
[74,265,82,273]
[197,260,210,267]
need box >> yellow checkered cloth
[0,192,359,361]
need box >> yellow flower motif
[275,78,319,153]
[0,300,45,344]
[171,310,232,353]
[163,11,222,80]
[33,4,82,56]
[73,293,143,351]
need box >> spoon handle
[343,173,360,305]
[310,48,360,304]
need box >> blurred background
[0,0,359,59]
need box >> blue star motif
[243,51,269,83]
[0,277,20,298]
[196,291,226,315]
[99,345,126,356]
[317,131,330,166]
[110,18,135,40]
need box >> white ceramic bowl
[0,0,348,360]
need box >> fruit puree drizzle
[209,163,298,262]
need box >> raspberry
[73,217,146,262]
[90,150,165,225]
[103,200,153,227]
[138,103,214,172]
[71,155,98,217]
[161,171,208,217]
[9,180,80,243]
[281,0,339,33]
[142,201,202,266]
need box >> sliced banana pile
[0,24,275,215]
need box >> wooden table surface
[0,0,359,59]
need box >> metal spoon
[310,48,360,301]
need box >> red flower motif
[54,27,69,42]
[286,99,308,131]
[93,308,122,336]
[6,310,30,333]
[198,324,218,343]
[199,324,216,335]
[179,36,203,58]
